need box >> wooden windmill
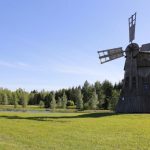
[98,13,150,113]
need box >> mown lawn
[0,105,44,111]
[0,112,150,150]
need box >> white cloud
[0,60,30,69]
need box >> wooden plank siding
[116,46,150,113]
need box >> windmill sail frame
[129,13,136,43]
[98,47,124,64]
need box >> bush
[67,100,74,106]
[83,102,89,110]
[67,105,76,109]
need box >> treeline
[0,80,122,110]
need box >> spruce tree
[44,93,52,108]
[50,93,56,110]
[88,90,98,110]
[109,90,120,110]
[62,92,67,109]
[82,80,90,103]
[101,80,113,99]
[76,89,83,110]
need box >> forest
[0,80,122,110]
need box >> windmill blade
[140,43,150,52]
[98,47,124,64]
[129,13,136,43]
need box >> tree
[44,93,52,108]
[0,93,8,105]
[0,93,3,104]
[39,101,44,108]
[12,93,18,108]
[94,81,104,108]
[62,92,67,109]
[101,80,113,99]
[76,89,83,110]
[3,93,8,105]
[20,92,28,108]
[29,90,39,105]
[50,93,56,110]
[101,80,113,109]
[57,97,62,108]
[109,90,120,110]
[114,81,123,91]
[88,90,98,110]
[97,90,105,109]
[67,100,74,106]
[6,90,12,105]
[82,80,90,103]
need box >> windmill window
[125,77,129,87]
[132,77,136,88]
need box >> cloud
[0,60,30,69]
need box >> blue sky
[0,0,150,91]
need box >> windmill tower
[98,13,150,113]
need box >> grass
[0,105,110,113]
[0,112,150,150]
[0,105,44,111]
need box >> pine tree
[76,89,83,110]
[88,90,98,110]
[62,92,67,109]
[50,93,56,110]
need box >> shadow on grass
[0,112,122,121]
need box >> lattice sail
[140,43,150,52]
[129,13,136,43]
[98,47,123,64]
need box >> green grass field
[0,112,150,150]
[0,105,44,111]
[0,105,78,113]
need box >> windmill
[98,13,150,113]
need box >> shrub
[83,102,89,110]
[67,100,74,106]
